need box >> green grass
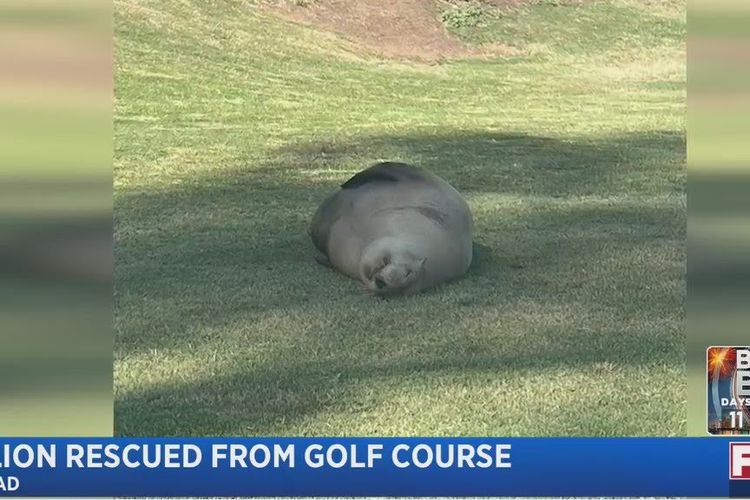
[442,0,685,57]
[114,0,686,436]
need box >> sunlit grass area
[114,0,685,435]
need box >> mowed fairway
[114,0,686,435]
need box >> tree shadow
[114,129,685,436]
[262,129,686,197]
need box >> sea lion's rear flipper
[340,162,425,189]
[310,191,341,255]
[469,242,492,273]
[472,242,491,256]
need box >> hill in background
[264,0,683,61]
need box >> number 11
[730,411,745,428]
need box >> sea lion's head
[360,240,426,296]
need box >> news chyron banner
[0,438,748,497]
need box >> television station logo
[730,443,750,480]
[707,346,750,435]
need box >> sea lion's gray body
[310,162,473,295]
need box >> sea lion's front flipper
[314,251,332,268]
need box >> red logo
[730,443,750,480]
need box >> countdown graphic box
[708,347,750,435]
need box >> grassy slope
[114,0,686,435]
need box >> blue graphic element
[0,437,747,497]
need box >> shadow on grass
[114,130,685,435]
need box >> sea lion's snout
[370,257,425,297]
[358,238,431,297]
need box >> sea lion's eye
[405,269,412,277]
[382,256,390,266]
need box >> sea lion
[310,162,473,296]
